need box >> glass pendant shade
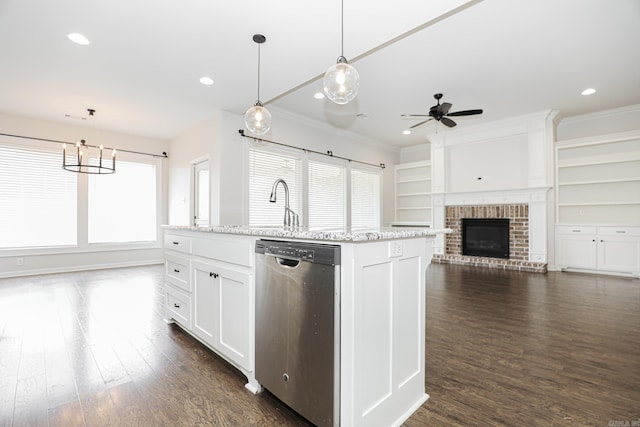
[244,101,271,135]
[323,56,360,105]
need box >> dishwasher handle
[275,256,301,268]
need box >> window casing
[0,137,162,252]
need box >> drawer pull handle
[173,303,180,308]
[572,230,581,233]
[173,268,180,273]
[172,241,179,245]
[210,272,219,278]
[615,230,626,234]
[592,239,596,242]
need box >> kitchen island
[162,225,448,427]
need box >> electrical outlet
[16,257,24,266]
[388,241,403,258]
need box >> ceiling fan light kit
[401,93,483,130]
[323,0,360,105]
[244,34,272,135]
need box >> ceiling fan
[401,93,483,129]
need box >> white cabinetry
[555,131,640,276]
[163,229,258,391]
[393,161,432,226]
[556,226,640,276]
[191,259,252,370]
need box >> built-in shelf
[555,130,640,226]
[394,161,432,226]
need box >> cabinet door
[597,236,640,273]
[191,259,253,369]
[556,234,597,269]
[214,264,252,370]
[192,260,218,346]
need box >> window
[0,142,77,248]
[351,167,381,229]
[248,147,301,226]
[308,159,345,228]
[88,157,157,243]
[248,145,382,229]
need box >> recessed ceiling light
[200,76,214,86]
[402,130,411,135]
[581,88,596,96]
[314,92,325,100]
[67,33,90,45]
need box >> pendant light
[323,0,360,105]
[244,34,272,135]
[62,109,116,174]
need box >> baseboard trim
[0,259,163,279]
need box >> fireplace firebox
[462,218,510,259]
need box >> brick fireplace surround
[433,203,547,273]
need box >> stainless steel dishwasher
[255,239,340,427]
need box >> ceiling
[1,0,639,148]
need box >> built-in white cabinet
[163,230,258,392]
[393,161,432,226]
[555,131,640,276]
[556,225,640,276]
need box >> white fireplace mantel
[432,187,551,263]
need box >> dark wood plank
[1,263,638,426]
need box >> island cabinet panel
[345,238,429,427]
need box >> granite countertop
[162,224,451,242]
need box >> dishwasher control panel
[255,240,341,266]
[264,244,315,261]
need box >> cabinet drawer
[164,233,192,254]
[192,236,253,266]
[556,225,597,235]
[165,287,191,329]
[165,255,190,293]
[597,226,640,237]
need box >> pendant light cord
[341,0,344,57]
[257,42,261,102]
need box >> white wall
[557,104,640,141]
[0,112,170,277]
[167,107,400,227]
[399,143,430,163]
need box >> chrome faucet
[270,178,299,227]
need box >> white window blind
[351,167,381,229]
[308,159,345,228]
[88,158,157,243]
[0,143,77,248]
[248,148,301,226]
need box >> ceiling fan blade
[401,114,428,117]
[409,118,433,129]
[440,117,457,128]
[439,102,452,115]
[446,109,483,117]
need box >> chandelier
[62,109,116,174]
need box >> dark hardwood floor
[0,264,638,426]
